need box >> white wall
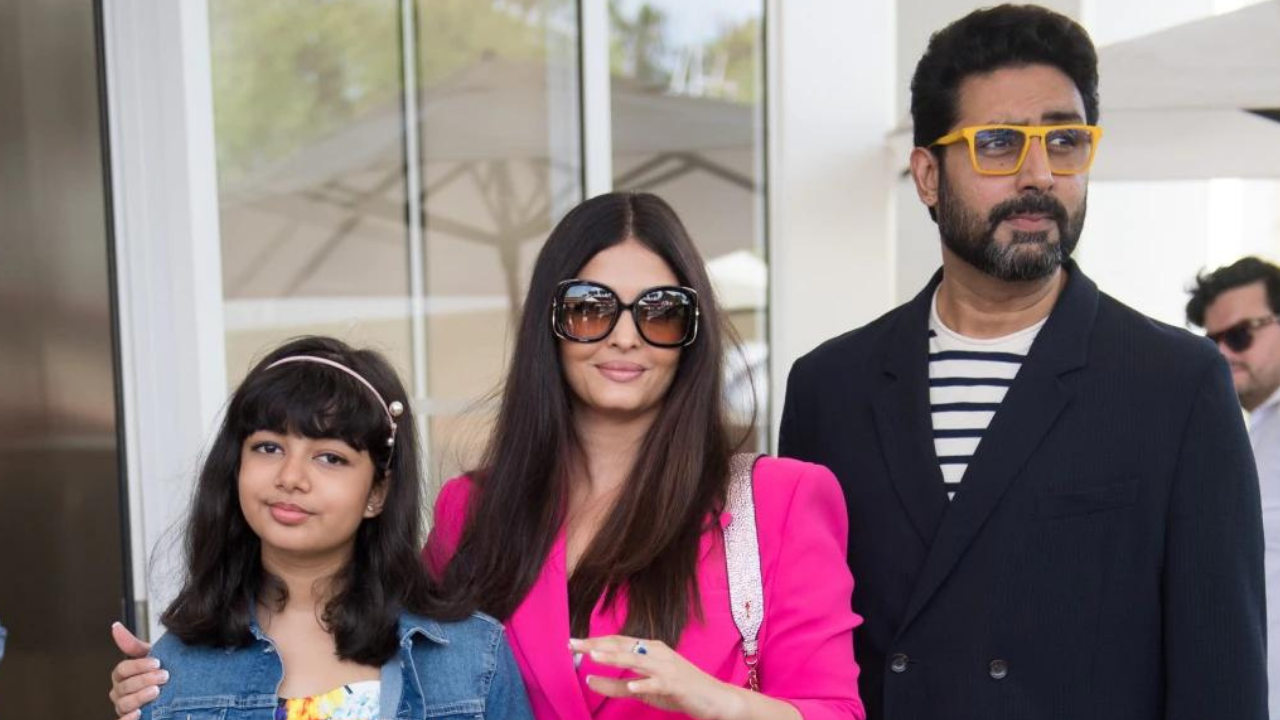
[767,0,897,440]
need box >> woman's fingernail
[148,685,161,698]
[148,658,161,669]
[157,670,170,683]
[567,638,583,650]
[627,681,640,693]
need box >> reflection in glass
[209,0,583,482]
[417,0,582,478]
[210,0,413,382]
[0,0,125,711]
[609,0,768,444]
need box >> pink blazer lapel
[507,532,593,720]
[581,512,747,716]
[579,580,630,714]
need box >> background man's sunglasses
[1208,315,1277,353]
[551,279,699,348]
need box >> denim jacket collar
[397,612,451,646]
[383,614,453,719]
[247,608,272,644]
[243,601,454,720]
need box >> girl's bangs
[233,364,388,451]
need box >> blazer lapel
[873,273,950,548]
[896,262,1098,634]
[507,531,593,720]
[581,514,738,716]
[580,584,631,715]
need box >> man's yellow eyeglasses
[930,124,1103,176]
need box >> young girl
[109,336,530,720]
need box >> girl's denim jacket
[140,610,532,720]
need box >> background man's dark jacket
[780,262,1266,720]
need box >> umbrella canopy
[1091,0,1280,180]
[217,55,760,311]
[1097,0,1280,112]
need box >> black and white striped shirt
[929,291,1044,500]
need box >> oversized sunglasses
[551,279,700,348]
[931,124,1103,176]
[1207,315,1278,353]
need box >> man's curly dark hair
[910,4,1100,150]
[1186,257,1280,328]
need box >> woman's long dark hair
[440,192,739,645]
[160,336,441,664]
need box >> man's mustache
[987,193,1069,235]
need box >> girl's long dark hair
[160,336,442,664]
[439,192,738,645]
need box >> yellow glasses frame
[931,124,1103,176]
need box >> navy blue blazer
[780,262,1266,720]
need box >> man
[780,6,1266,720]
[1187,256,1280,719]
[1188,258,1280,414]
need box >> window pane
[609,0,769,443]
[417,0,582,477]
[210,0,413,382]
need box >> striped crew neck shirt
[929,289,1046,500]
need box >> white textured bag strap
[724,452,765,690]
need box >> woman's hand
[571,636,798,720]
[108,622,166,720]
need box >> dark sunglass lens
[636,289,693,345]
[1224,325,1254,353]
[558,284,618,341]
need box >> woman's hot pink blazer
[423,456,865,720]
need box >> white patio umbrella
[1091,0,1280,180]
[218,56,760,320]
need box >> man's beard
[936,171,1086,282]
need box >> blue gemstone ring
[630,639,649,655]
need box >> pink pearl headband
[265,355,405,457]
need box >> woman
[111,193,863,720]
[108,336,530,720]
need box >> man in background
[1187,255,1280,719]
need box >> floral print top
[275,680,380,720]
